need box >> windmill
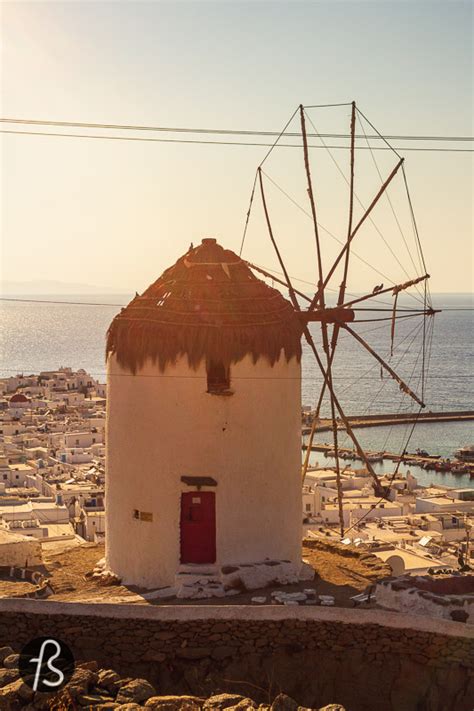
[240,101,437,537]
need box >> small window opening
[206,360,232,395]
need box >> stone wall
[0,601,473,711]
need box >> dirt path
[1,539,390,606]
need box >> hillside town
[0,367,106,560]
[0,366,472,591]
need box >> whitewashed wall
[106,351,302,589]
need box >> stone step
[177,564,218,575]
[176,581,226,600]
[175,573,221,586]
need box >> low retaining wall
[0,565,52,599]
[376,574,474,624]
[0,600,473,711]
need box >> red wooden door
[180,492,216,564]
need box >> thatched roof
[106,238,302,374]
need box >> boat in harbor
[433,459,453,472]
[451,464,471,475]
[366,452,384,463]
[454,445,474,462]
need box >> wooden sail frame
[244,101,436,534]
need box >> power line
[1,129,472,153]
[1,117,472,142]
[1,297,469,309]
[0,297,123,307]
[0,365,471,382]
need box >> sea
[0,292,472,489]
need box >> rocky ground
[0,539,390,605]
[0,647,345,710]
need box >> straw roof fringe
[106,238,303,374]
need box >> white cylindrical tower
[105,238,303,590]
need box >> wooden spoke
[336,100,357,311]
[257,168,300,311]
[300,105,324,308]
[301,325,386,497]
[331,101,357,355]
[341,274,431,309]
[245,261,312,303]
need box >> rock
[203,694,251,709]
[0,677,34,703]
[142,650,167,663]
[318,706,346,710]
[318,595,335,606]
[211,646,236,661]
[0,667,19,687]
[31,690,57,710]
[78,660,100,672]
[450,609,469,623]
[66,667,98,697]
[221,561,300,591]
[116,705,145,710]
[251,596,267,604]
[145,695,203,709]
[98,571,122,586]
[283,592,307,602]
[176,647,211,660]
[0,679,27,707]
[98,668,122,692]
[116,678,157,704]
[79,692,116,706]
[3,653,20,669]
[0,646,14,664]
[270,694,299,711]
[226,701,257,710]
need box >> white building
[416,495,474,514]
[323,497,403,528]
[105,238,303,589]
[64,431,103,448]
[1,464,36,487]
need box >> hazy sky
[1,0,472,295]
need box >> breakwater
[303,410,474,434]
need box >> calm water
[1,292,472,485]
[306,421,474,489]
